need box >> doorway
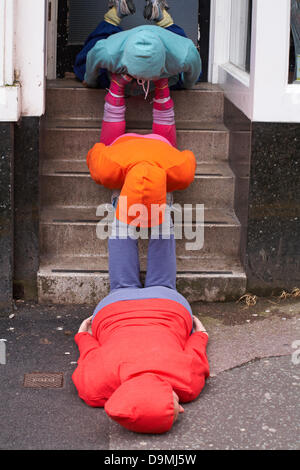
[54,0,211,82]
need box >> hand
[78,316,93,335]
[193,316,208,336]
[82,80,88,87]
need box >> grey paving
[109,355,300,450]
[0,297,299,450]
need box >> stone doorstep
[40,163,235,208]
[39,214,241,259]
[37,256,247,304]
[45,81,224,124]
[40,124,230,163]
[37,81,247,303]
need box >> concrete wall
[0,123,14,313]
[225,100,300,296]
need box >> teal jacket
[84,25,201,88]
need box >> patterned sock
[153,78,174,110]
[152,121,177,147]
[152,106,176,147]
[100,102,126,145]
[105,73,132,106]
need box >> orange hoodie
[86,135,196,227]
[72,298,209,434]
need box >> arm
[184,316,209,371]
[181,42,202,89]
[176,317,209,403]
[86,143,124,187]
[74,316,100,362]
[72,317,111,407]
[166,150,196,192]
[74,332,100,363]
[184,331,209,375]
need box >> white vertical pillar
[251,0,293,121]
[47,0,58,80]
[0,0,15,87]
[229,0,250,70]
[15,0,47,116]
[0,1,6,87]
[208,0,232,83]
[0,0,20,121]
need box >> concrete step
[40,206,241,259]
[38,80,247,303]
[41,122,229,163]
[37,255,247,304]
[45,80,224,124]
[40,162,235,208]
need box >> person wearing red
[72,210,210,433]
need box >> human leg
[152,78,177,147]
[100,73,133,145]
[107,0,136,25]
[143,1,173,28]
[74,1,135,85]
[144,203,177,290]
[108,215,142,291]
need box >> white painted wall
[0,0,46,121]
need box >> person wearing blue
[74,0,201,90]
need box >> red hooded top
[72,298,209,434]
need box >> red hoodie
[72,298,209,433]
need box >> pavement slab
[0,297,299,450]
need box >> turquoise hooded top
[84,25,201,89]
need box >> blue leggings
[108,209,177,291]
[92,218,194,321]
[74,21,188,88]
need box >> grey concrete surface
[0,296,299,450]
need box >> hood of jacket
[104,373,175,433]
[122,29,166,80]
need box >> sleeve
[84,34,126,87]
[166,150,196,192]
[84,41,110,88]
[184,331,210,378]
[181,42,202,89]
[72,333,116,407]
[171,332,209,403]
[74,332,100,363]
[86,143,124,187]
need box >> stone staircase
[38,79,247,304]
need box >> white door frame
[209,0,300,123]
[0,0,46,121]
[208,0,252,118]
[46,0,58,79]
